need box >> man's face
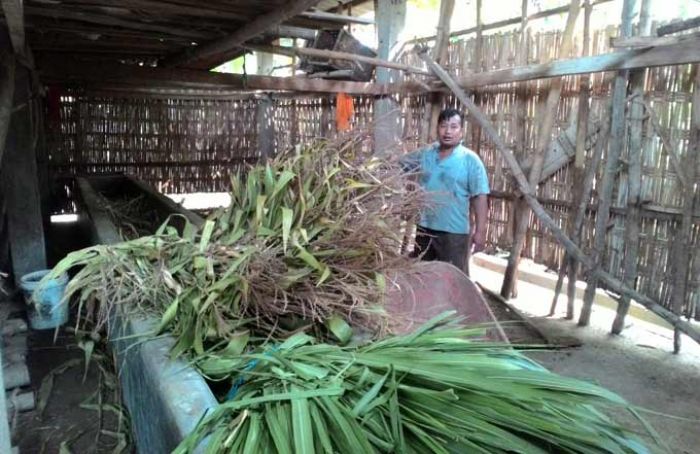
[437,115,463,148]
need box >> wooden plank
[455,39,700,89]
[245,43,430,75]
[162,0,323,69]
[0,0,25,56]
[657,16,700,36]
[37,58,421,95]
[24,6,211,39]
[611,32,700,49]
[417,47,700,345]
[299,10,373,25]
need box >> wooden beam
[328,0,370,14]
[246,43,430,75]
[162,0,322,69]
[24,6,212,39]
[579,0,637,327]
[264,25,317,41]
[611,32,700,49]
[407,0,613,44]
[0,51,15,167]
[417,48,700,346]
[37,58,421,95]
[0,0,25,56]
[501,0,580,302]
[612,0,653,336]
[455,39,700,88]
[299,10,373,25]
[657,15,700,36]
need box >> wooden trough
[75,175,505,451]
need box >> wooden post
[373,0,406,157]
[417,49,700,345]
[423,0,456,144]
[579,0,636,326]
[256,95,275,160]
[507,0,529,259]
[471,0,483,154]
[612,0,653,335]
[551,0,594,317]
[0,57,47,283]
[500,0,580,300]
[0,50,15,167]
[669,65,700,353]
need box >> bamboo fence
[47,26,699,321]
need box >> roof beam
[299,10,373,25]
[38,58,424,95]
[24,6,211,39]
[161,0,323,70]
[1,0,25,56]
[657,15,700,36]
[455,39,700,88]
[246,43,430,75]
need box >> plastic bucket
[19,270,69,330]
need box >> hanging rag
[335,92,354,132]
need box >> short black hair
[437,108,463,125]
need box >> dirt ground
[473,262,700,454]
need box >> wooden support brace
[416,49,700,345]
[245,43,430,76]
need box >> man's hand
[472,229,486,254]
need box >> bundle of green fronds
[175,313,655,454]
[41,137,424,356]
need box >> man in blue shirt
[401,108,490,275]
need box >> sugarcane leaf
[316,265,332,286]
[157,297,179,333]
[272,170,296,198]
[221,331,250,357]
[325,315,352,345]
[351,370,389,418]
[198,220,215,253]
[281,207,293,253]
[291,390,314,454]
[375,272,386,293]
[280,332,314,350]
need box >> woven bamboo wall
[47,26,699,320]
[401,28,699,320]
[48,93,259,193]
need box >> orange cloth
[335,93,354,132]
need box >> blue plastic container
[19,270,69,330]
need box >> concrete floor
[472,259,700,454]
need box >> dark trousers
[411,226,472,276]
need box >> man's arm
[471,194,488,253]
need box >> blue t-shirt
[401,143,490,234]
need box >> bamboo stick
[669,65,700,353]
[612,0,653,335]
[421,0,455,144]
[551,0,593,317]
[417,48,700,345]
[579,0,637,327]
[500,0,580,301]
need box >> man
[401,108,490,275]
